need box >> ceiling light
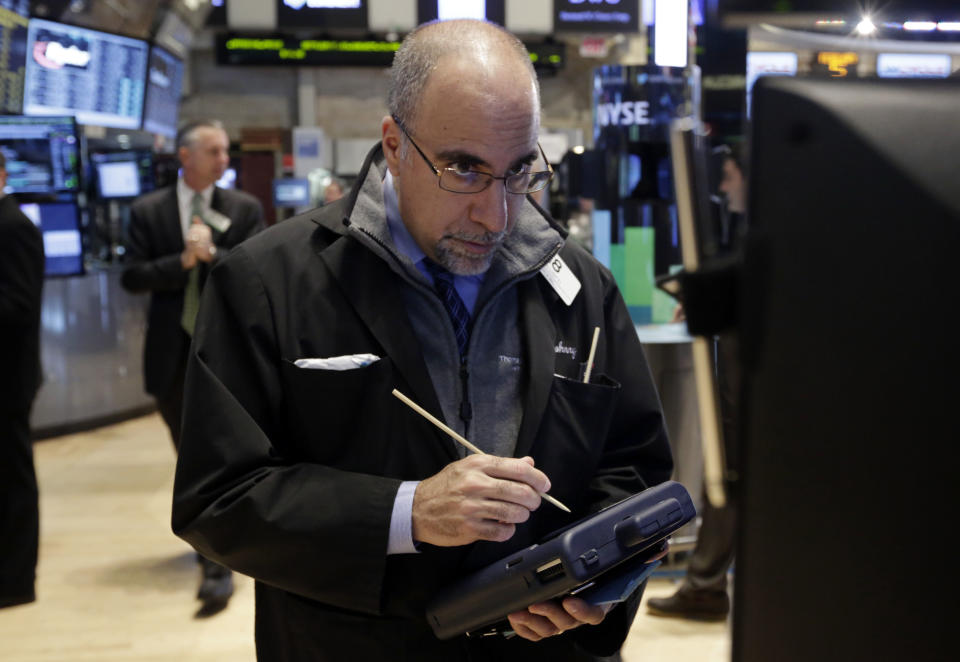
[855,18,876,35]
[937,22,960,32]
[903,21,937,31]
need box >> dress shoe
[646,587,729,621]
[0,592,35,609]
[196,558,234,613]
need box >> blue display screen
[19,201,84,276]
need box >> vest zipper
[458,357,472,439]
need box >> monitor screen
[142,45,183,137]
[19,200,84,276]
[876,53,953,78]
[273,177,310,207]
[0,1,29,16]
[276,0,368,29]
[96,160,139,197]
[0,115,79,193]
[0,7,28,113]
[417,0,504,24]
[23,18,149,129]
[746,51,798,117]
[92,151,154,199]
[554,0,639,33]
[217,167,236,190]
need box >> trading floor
[0,414,728,662]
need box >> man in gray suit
[121,120,264,615]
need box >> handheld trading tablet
[426,480,695,639]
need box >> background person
[0,151,45,609]
[648,143,747,621]
[120,119,264,615]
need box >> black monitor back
[734,77,958,661]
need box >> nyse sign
[596,100,651,127]
[592,65,685,143]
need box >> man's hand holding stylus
[411,455,551,547]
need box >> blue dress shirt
[383,169,485,554]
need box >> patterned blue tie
[423,259,471,357]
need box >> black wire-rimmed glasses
[392,117,553,195]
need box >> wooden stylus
[391,389,571,513]
[583,326,600,384]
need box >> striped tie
[423,259,471,357]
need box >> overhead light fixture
[653,0,689,69]
[855,17,876,35]
[937,22,960,32]
[903,21,937,32]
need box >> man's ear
[381,115,403,177]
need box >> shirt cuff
[387,480,420,555]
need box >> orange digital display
[817,52,859,77]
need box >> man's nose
[468,181,510,235]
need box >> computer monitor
[217,167,236,190]
[141,45,184,138]
[0,6,28,113]
[91,151,154,199]
[96,160,139,198]
[732,76,958,662]
[276,0,369,28]
[745,52,797,118]
[19,200,84,276]
[22,18,149,130]
[876,53,953,79]
[0,115,80,193]
[418,0,504,24]
[272,178,311,208]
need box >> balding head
[388,19,540,134]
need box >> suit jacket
[172,147,673,661]
[0,195,44,410]
[120,185,264,398]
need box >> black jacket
[120,185,264,398]
[172,147,673,661]
[0,195,44,410]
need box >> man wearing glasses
[173,19,671,662]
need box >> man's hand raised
[187,215,216,263]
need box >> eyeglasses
[393,118,553,195]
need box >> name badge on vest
[540,253,581,306]
[205,208,232,234]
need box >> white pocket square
[294,354,381,371]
